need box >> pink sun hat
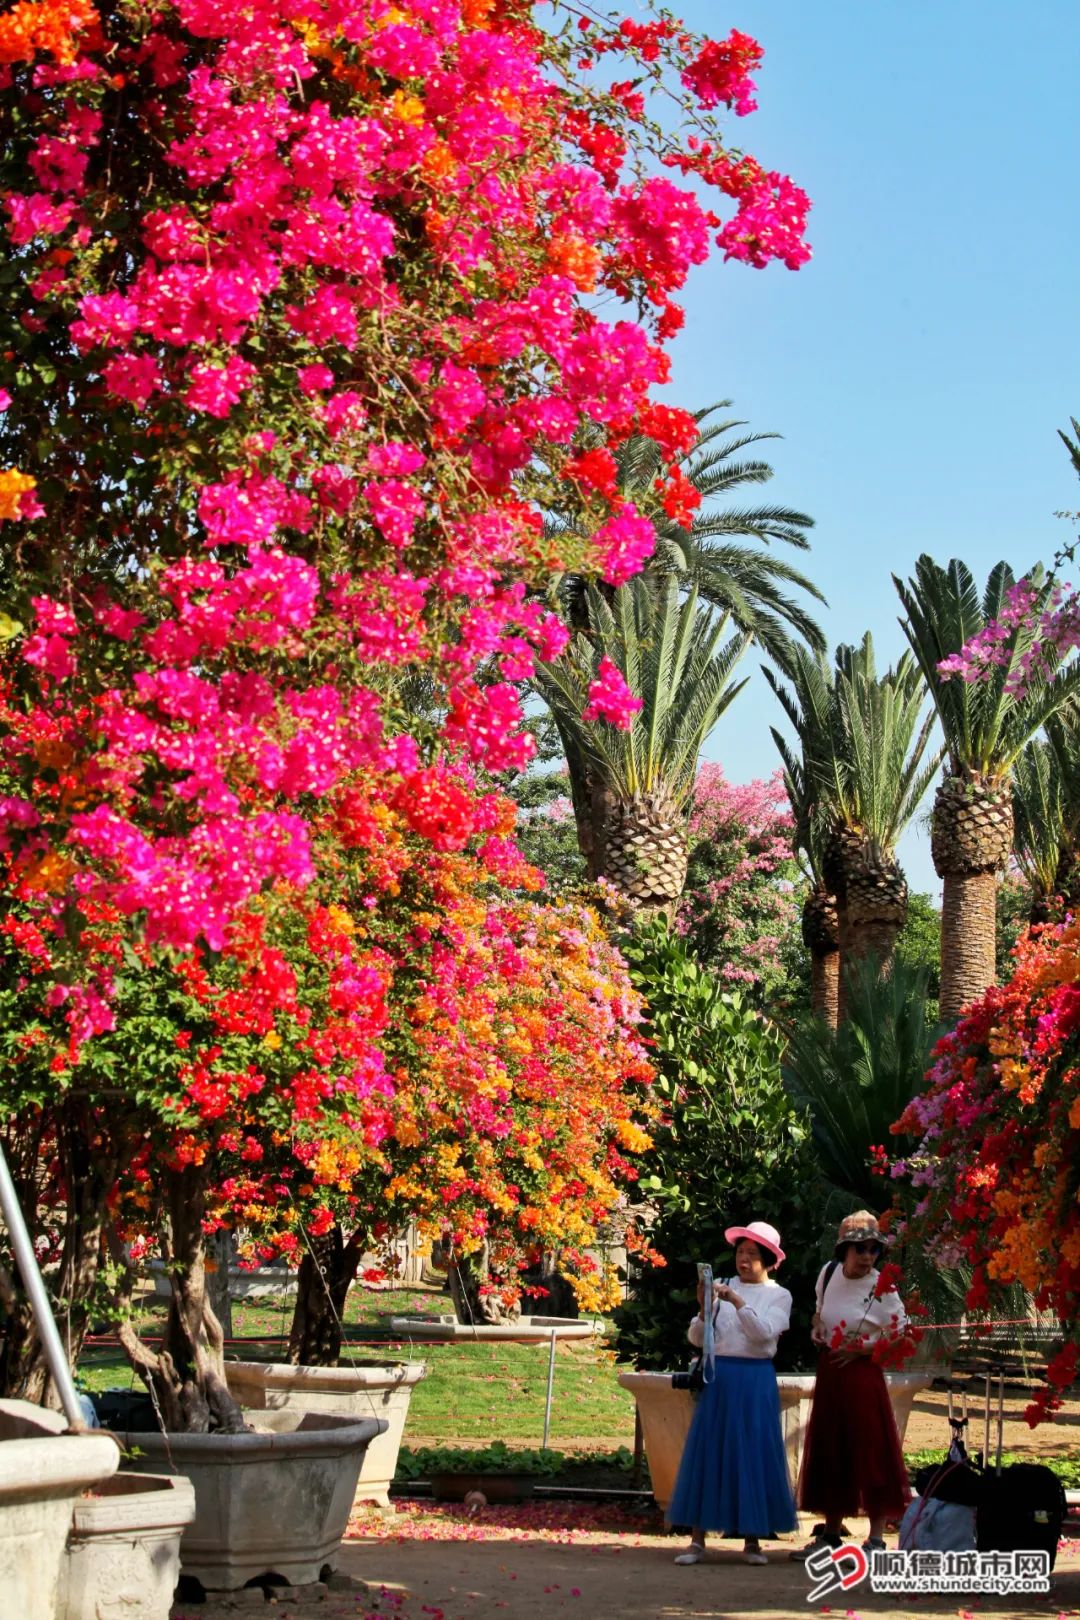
[724,1220,785,1267]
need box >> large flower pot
[225,1359,427,1507]
[60,1471,196,1620]
[117,1409,384,1590]
[618,1370,933,1512]
[0,1398,120,1620]
[389,1312,598,1342]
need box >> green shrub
[613,925,825,1373]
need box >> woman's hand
[713,1283,744,1309]
[829,1344,870,1366]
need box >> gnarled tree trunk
[287,1225,365,1366]
[115,1164,246,1433]
[447,1250,522,1326]
[0,1100,122,1406]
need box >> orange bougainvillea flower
[0,0,97,65]
[547,235,602,293]
[0,468,36,520]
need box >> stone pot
[60,1471,196,1620]
[388,1312,598,1342]
[117,1409,384,1590]
[617,1370,933,1511]
[0,1398,120,1620]
[225,1359,427,1507]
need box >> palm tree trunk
[940,871,998,1024]
[836,903,854,1025]
[810,948,839,1028]
[846,916,903,973]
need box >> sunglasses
[848,1240,880,1254]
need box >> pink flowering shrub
[678,764,800,997]
[0,0,811,1412]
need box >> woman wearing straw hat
[791,1210,910,1561]
[668,1220,797,1566]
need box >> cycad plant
[535,577,747,916]
[1012,739,1065,925]
[1013,712,1080,926]
[782,956,940,1212]
[895,558,1080,1023]
[782,956,972,1328]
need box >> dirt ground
[903,1384,1079,1460]
[175,1388,1080,1620]
[180,1516,1080,1620]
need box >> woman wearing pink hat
[668,1219,797,1566]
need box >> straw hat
[834,1210,887,1260]
[724,1220,785,1267]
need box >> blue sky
[664,0,1080,895]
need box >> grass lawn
[75,1283,637,1450]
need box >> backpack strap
[820,1258,840,1304]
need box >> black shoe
[789,1531,842,1563]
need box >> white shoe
[743,1549,768,1565]
[674,1543,705,1565]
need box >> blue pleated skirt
[667,1356,797,1537]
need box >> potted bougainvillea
[0,0,810,1591]
[896,915,1080,1423]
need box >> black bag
[928,1372,1067,1570]
[671,1358,705,1394]
[915,1456,984,1508]
[976,1463,1066,1569]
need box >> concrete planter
[61,1471,196,1620]
[225,1359,427,1507]
[0,1398,120,1620]
[117,1409,384,1590]
[617,1369,933,1512]
[147,1258,296,1300]
[389,1313,598,1342]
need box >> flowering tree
[894,918,1080,1421]
[677,763,799,998]
[0,0,810,1422]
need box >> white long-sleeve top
[815,1263,907,1347]
[687,1277,792,1360]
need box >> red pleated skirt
[797,1351,911,1521]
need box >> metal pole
[0,1138,86,1429]
[542,1328,557,1450]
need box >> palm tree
[766,635,939,1018]
[768,699,841,1026]
[827,636,943,972]
[895,557,1080,1023]
[553,402,825,669]
[539,402,823,885]
[535,577,747,916]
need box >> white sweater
[815,1263,907,1347]
[687,1277,792,1360]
